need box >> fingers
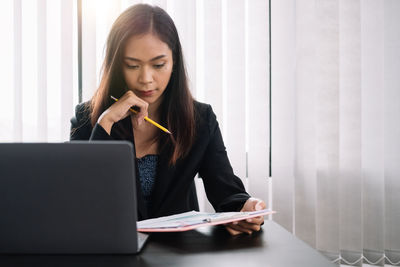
[244,216,264,226]
[225,225,242,236]
[236,220,262,232]
[224,197,267,236]
[255,200,266,210]
[225,223,252,235]
[119,91,149,125]
[224,217,264,236]
[240,198,267,212]
[225,222,256,235]
[98,90,150,133]
[111,91,149,125]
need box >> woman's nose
[138,66,153,84]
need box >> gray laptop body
[0,141,148,254]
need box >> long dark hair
[90,4,195,165]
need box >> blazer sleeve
[70,103,113,141]
[198,105,250,212]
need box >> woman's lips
[137,90,155,97]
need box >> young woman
[70,4,265,235]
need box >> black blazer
[70,101,250,220]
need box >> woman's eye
[126,65,139,69]
[154,63,165,69]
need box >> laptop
[0,141,148,254]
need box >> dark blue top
[136,155,158,211]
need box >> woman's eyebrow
[124,55,167,62]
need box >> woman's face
[122,33,173,105]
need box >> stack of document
[137,209,275,232]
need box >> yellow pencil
[110,95,171,134]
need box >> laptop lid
[0,141,147,254]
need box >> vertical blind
[0,0,78,143]
[272,0,400,265]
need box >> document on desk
[137,208,275,232]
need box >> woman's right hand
[97,91,149,135]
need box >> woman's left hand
[224,198,266,236]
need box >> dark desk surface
[0,220,336,267]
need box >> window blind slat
[0,0,15,142]
[294,0,317,248]
[81,0,97,102]
[61,0,74,141]
[384,0,400,261]
[361,0,385,262]
[271,0,296,233]
[96,0,121,87]
[338,0,362,261]
[13,0,22,141]
[47,0,62,142]
[246,0,269,202]
[21,0,38,142]
[37,0,47,141]
[314,0,340,255]
[169,0,196,96]
[203,0,222,120]
[224,0,246,182]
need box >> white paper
[137,209,272,230]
